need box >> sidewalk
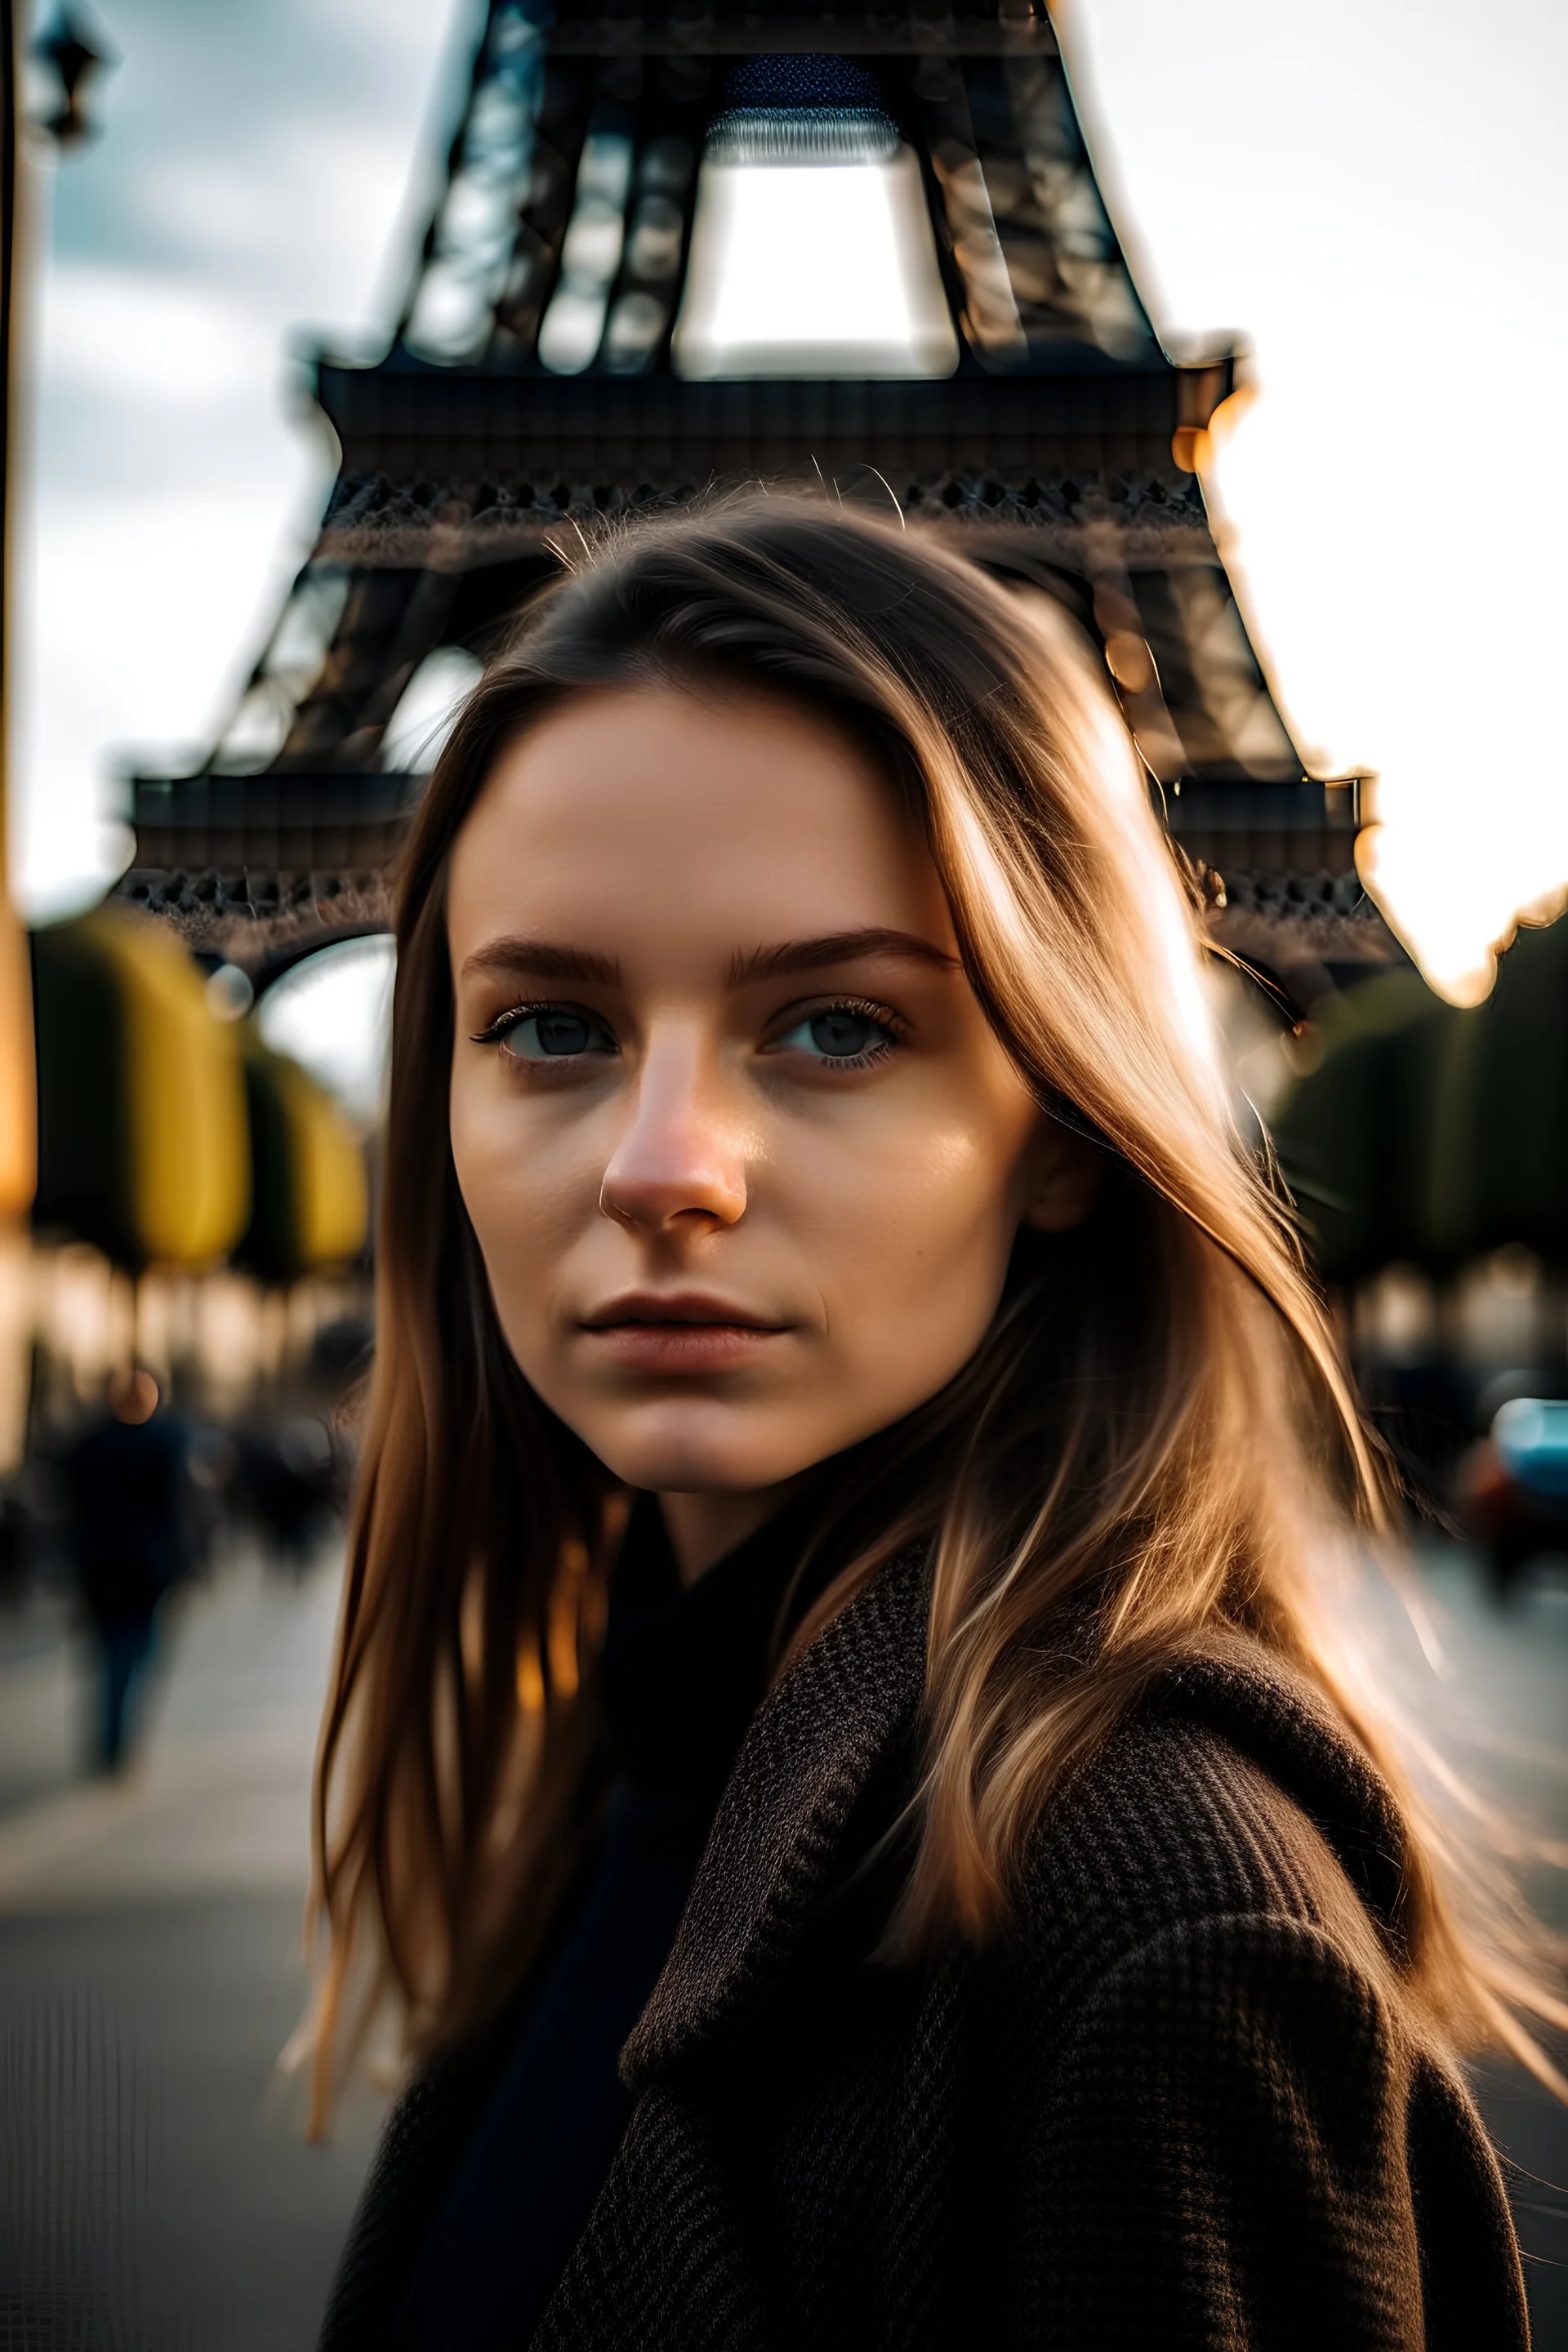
[0,1548,388,2351]
[0,1552,339,1909]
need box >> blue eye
[771,1007,898,1064]
[490,1008,617,1060]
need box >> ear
[1019,1116,1103,1233]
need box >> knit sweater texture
[317,1549,1530,2351]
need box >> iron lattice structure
[118,0,1388,994]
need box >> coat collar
[621,1546,929,2091]
[620,1552,1417,2090]
[1153,1642,1414,1959]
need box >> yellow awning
[32,909,250,1270]
[236,1036,368,1283]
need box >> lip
[579,1291,791,1374]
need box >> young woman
[313,501,1550,2350]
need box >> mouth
[582,1291,781,1330]
[579,1293,790,1373]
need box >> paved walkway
[0,1540,1566,2346]
[0,1555,336,1904]
[1401,1553,1568,2348]
[0,1550,387,2350]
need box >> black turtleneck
[398,1490,830,2351]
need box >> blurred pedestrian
[237,1414,341,1579]
[63,1365,191,1771]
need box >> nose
[598,1029,747,1233]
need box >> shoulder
[977,1658,1529,2345]
[1007,1646,1415,2019]
[1002,1900,1526,2347]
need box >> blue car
[1461,1396,1568,1590]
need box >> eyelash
[469,995,907,1069]
[768,994,906,1070]
[469,1000,590,1049]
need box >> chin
[581,1400,817,1496]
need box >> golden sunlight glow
[1055,0,1568,1009]
[516,1640,545,1714]
[0,905,35,1221]
[1204,401,1567,1007]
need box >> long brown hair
[310,495,1565,2127]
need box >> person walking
[64,1365,190,1771]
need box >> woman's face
[447,686,1094,1554]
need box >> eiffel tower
[118,0,1388,1003]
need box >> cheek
[448,1076,579,1334]
[794,1094,1030,1332]
[448,1070,503,1247]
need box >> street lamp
[29,4,114,149]
[0,0,115,1223]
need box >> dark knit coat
[318,1551,1530,2352]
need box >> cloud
[16,485,315,919]
[42,262,274,406]
[16,0,466,914]
[127,115,438,332]
[1061,0,1568,995]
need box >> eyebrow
[726,928,960,987]
[460,938,621,987]
[461,927,960,991]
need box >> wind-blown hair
[310,497,1564,2127]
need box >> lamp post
[0,2,111,1222]
[29,6,109,147]
[0,0,33,1227]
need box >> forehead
[445,685,953,973]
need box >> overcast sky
[16,0,464,907]
[13,0,1568,1000]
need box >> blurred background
[2,0,1568,2343]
